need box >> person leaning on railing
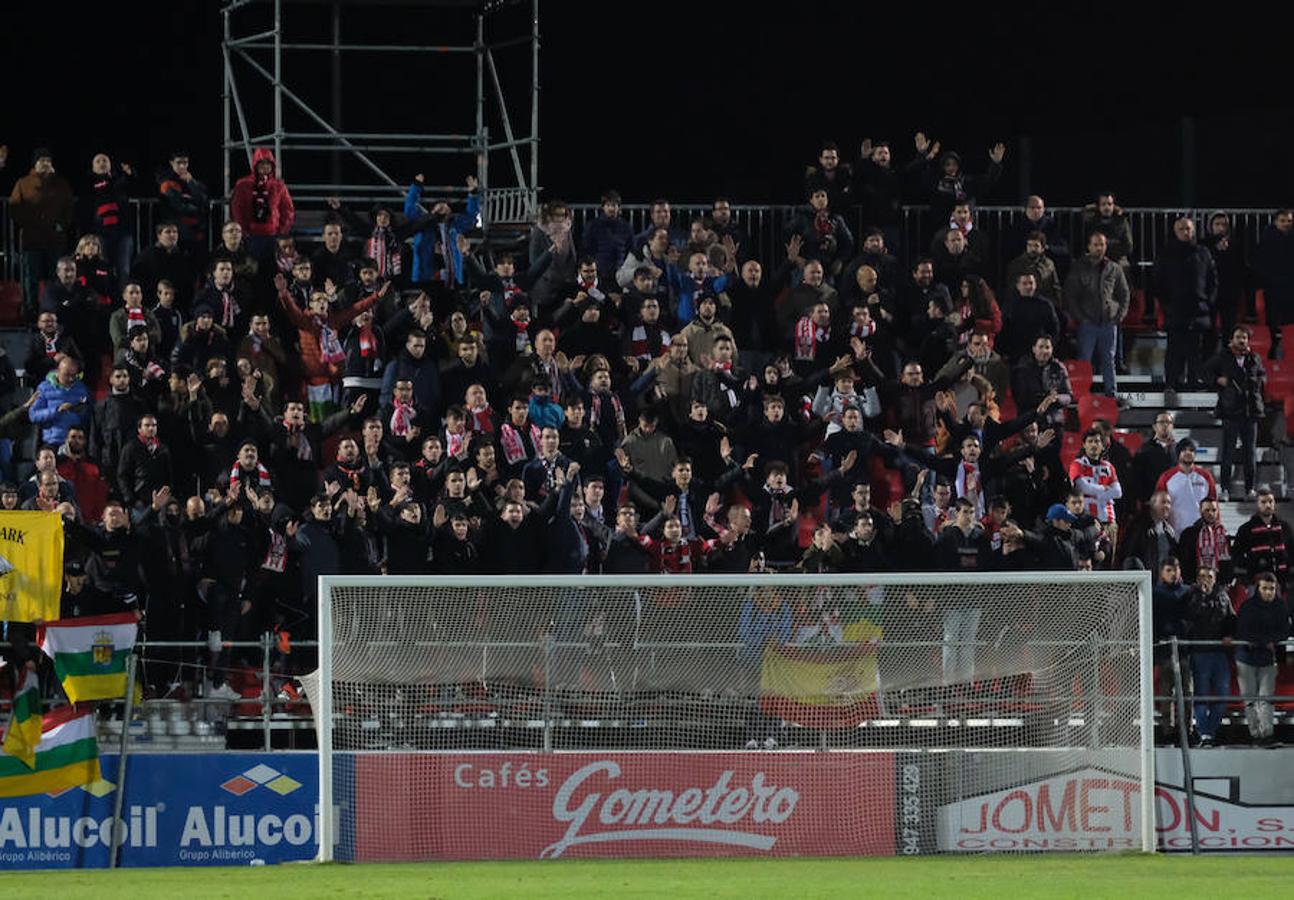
[1233,572,1292,747]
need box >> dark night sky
[4,2,1290,208]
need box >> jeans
[1235,660,1276,740]
[942,607,982,684]
[1219,418,1258,494]
[1077,321,1118,396]
[1190,650,1231,739]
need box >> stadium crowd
[1,137,1292,742]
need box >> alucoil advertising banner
[0,753,318,869]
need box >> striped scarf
[230,461,272,488]
[500,421,540,466]
[1195,521,1231,571]
[366,227,402,277]
[794,316,826,362]
[589,391,625,435]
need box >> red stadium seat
[1123,289,1150,332]
[1063,359,1093,396]
[1247,326,1272,359]
[1254,289,1266,325]
[1077,394,1119,431]
[1112,430,1143,454]
[1059,431,1083,471]
[1264,358,1294,401]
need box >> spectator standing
[1234,573,1291,746]
[1154,217,1218,393]
[1065,232,1129,398]
[230,148,295,260]
[1154,438,1216,537]
[9,148,74,315]
[1203,326,1265,500]
[581,190,634,285]
[155,150,210,259]
[1254,209,1294,359]
[1131,412,1177,508]
[1178,498,1233,585]
[1232,488,1294,588]
[79,153,137,290]
[1184,565,1234,747]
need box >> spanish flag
[0,705,100,798]
[0,511,65,623]
[758,619,883,729]
[38,613,138,703]
[2,669,42,769]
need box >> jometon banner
[0,511,64,623]
[334,752,897,861]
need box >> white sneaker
[207,683,241,701]
[762,737,779,750]
[744,739,760,750]
[1219,489,1231,503]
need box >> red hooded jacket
[231,148,295,237]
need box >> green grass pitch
[2,856,1291,899]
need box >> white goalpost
[310,572,1154,861]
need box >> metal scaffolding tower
[221,0,539,226]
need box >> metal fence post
[108,653,139,869]
[262,631,273,751]
[1169,637,1200,855]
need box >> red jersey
[1068,454,1122,524]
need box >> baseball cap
[1046,503,1077,523]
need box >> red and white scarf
[217,287,240,329]
[140,433,159,453]
[126,306,146,330]
[513,318,531,353]
[589,391,625,436]
[366,228,402,277]
[500,421,541,466]
[445,427,466,458]
[629,324,669,361]
[230,461,272,488]
[850,318,876,340]
[389,397,415,437]
[1195,521,1231,571]
[469,404,495,433]
[955,461,984,516]
[318,319,346,364]
[794,316,827,362]
[357,324,378,358]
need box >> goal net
[308,572,1153,860]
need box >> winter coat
[8,169,74,251]
[230,148,295,237]
[1235,592,1291,667]
[1154,238,1217,330]
[28,370,91,445]
[1064,255,1129,326]
[155,164,210,245]
[1203,349,1265,420]
[581,214,635,284]
[1255,224,1294,324]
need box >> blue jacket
[581,214,634,283]
[404,183,480,284]
[669,270,730,324]
[29,370,91,445]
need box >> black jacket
[116,437,174,508]
[1203,349,1264,420]
[1154,238,1217,330]
[934,523,992,571]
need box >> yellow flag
[0,511,65,623]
